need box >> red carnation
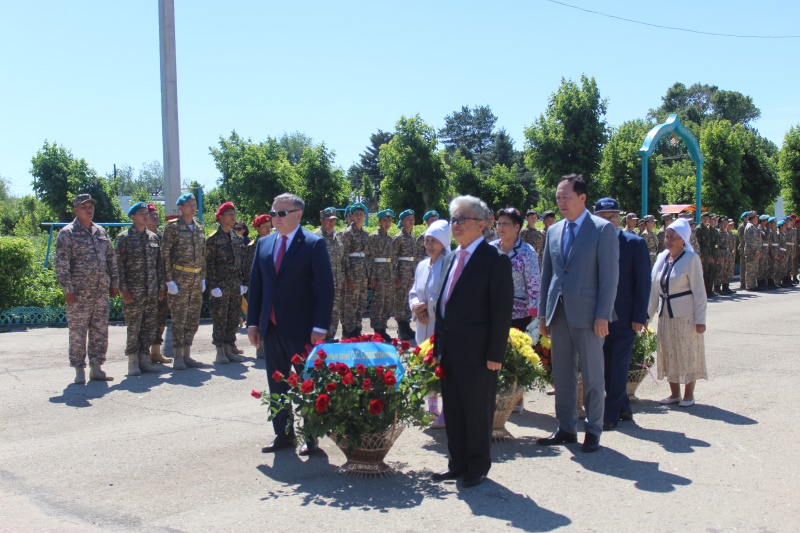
[287,373,300,387]
[400,340,411,351]
[342,372,354,386]
[291,354,304,365]
[271,370,284,382]
[317,349,327,360]
[375,365,385,377]
[355,363,366,376]
[423,354,435,366]
[314,358,324,370]
[315,394,330,413]
[413,345,421,355]
[251,389,262,399]
[369,399,384,415]
[339,338,351,344]
[382,370,397,386]
[434,365,447,379]
[314,339,324,346]
[326,382,337,392]
[336,362,349,376]
[300,379,314,394]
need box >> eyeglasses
[451,216,482,226]
[496,221,515,228]
[233,226,243,231]
[269,209,301,218]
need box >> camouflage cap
[72,193,96,207]
[542,210,556,218]
[320,208,338,220]
[642,214,656,223]
[661,213,673,221]
[625,212,638,220]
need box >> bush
[0,236,35,309]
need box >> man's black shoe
[461,474,487,488]
[602,421,618,431]
[582,433,600,453]
[431,468,463,481]
[619,411,633,422]
[261,436,296,453]
[298,440,319,456]
[537,429,578,446]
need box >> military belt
[348,252,366,258]
[771,243,778,247]
[780,248,786,252]
[373,258,392,263]
[762,244,769,247]
[398,257,415,261]
[174,265,202,273]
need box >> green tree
[524,75,608,198]
[648,82,760,128]
[779,125,800,215]
[295,144,349,223]
[658,159,697,206]
[439,105,498,170]
[598,119,660,214]
[278,132,314,165]
[378,115,448,214]
[360,174,374,203]
[488,128,516,169]
[739,129,780,213]
[446,150,482,198]
[352,130,393,190]
[482,164,527,210]
[700,120,745,216]
[136,160,164,197]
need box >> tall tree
[354,130,393,188]
[658,159,697,206]
[739,129,780,213]
[648,82,760,128]
[378,115,449,214]
[136,160,164,197]
[446,151,482,198]
[295,143,350,224]
[524,75,608,198]
[699,120,745,217]
[439,105,498,170]
[779,125,800,215]
[278,132,314,165]
[482,164,527,211]
[488,128,516,168]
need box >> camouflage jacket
[368,229,394,280]
[115,226,163,298]
[161,217,206,282]
[743,222,761,255]
[640,229,658,261]
[392,228,418,277]
[314,227,344,284]
[55,219,119,294]
[656,227,666,253]
[339,224,371,280]
[205,226,245,288]
[519,225,545,258]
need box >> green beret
[396,209,415,228]
[176,193,196,206]
[127,202,148,218]
[422,210,439,221]
[377,209,394,219]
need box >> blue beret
[593,197,620,213]
[422,210,439,221]
[351,202,368,213]
[127,201,148,218]
[176,193,196,206]
[396,209,415,227]
[740,211,749,219]
[777,220,785,227]
[759,215,769,221]
[768,216,776,223]
[344,205,353,216]
[377,209,394,219]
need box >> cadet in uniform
[743,212,762,291]
[715,217,735,294]
[368,209,395,341]
[788,216,798,284]
[519,209,545,268]
[417,210,439,259]
[483,211,499,242]
[162,193,206,369]
[314,208,344,342]
[756,215,769,289]
[55,194,119,384]
[776,220,790,287]
[657,214,672,253]
[116,202,164,376]
[393,209,418,341]
[340,202,370,338]
[206,202,247,364]
[623,213,638,233]
[765,217,778,289]
[695,212,716,295]
[640,215,658,267]
[145,203,173,365]
[736,212,748,290]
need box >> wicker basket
[331,424,405,478]
[626,369,648,403]
[492,387,524,441]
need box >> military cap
[777,220,785,227]
[351,202,368,213]
[397,209,414,227]
[593,197,620,213]
[72,193,96,207]
[661,213,673,221]
[127,201,148,218]
[542,210,556,218]
[319,208,337,220]
[790,214,797,219]
[759,215,769,221]
[377,209,394,219]
[768,216,776,223]
[147,203,158,212]
[214,201,235,222]
[525,209,538,217]
[643,214,656,223]
[710,213,718,219]
[740,211,749,220]
[748,211,758,219]
[423,210,439,221]
[344,205,353,216]
[637,219,645,226]
[625,212,638,220]
[701,211,710,217]
[176,192,196,206]
[252,214,271,227]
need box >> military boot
[127,354,141,377]
[214,346,230,365]
[722,283,733,295]
[183,346,205,368]
[138,351,160,373]
[782,277,793,288]
[173,347,187,370]
[224,344,245,362]
[758,279,766,290]
[767,279,778,290]
[397,321,411,341]
[74,366,86,384]
[232,343,244,355]
[150,344,172,364]
[89,363,114,381]
[375,328,390,343]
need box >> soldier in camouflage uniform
[623,213,638,234]
[393,209,418,341]
[162,193,207,369]
[640,215,658,268]
[483,211,499,242]
[695,212,717,295]
[743,212,762,291]
[340,202,370,338]
[116,202,164,376]
[368,209,395,341]
[787,216,798,284]
[206,202,247,365]
[764,217,778,289]
[314,208,344,342]
[416,210,439,259]
[776,220,790,287]
[714,217,735,294]
[736,212,748,291]
[519,209,545,269]
[686,218,701,260]
[145,204,172,365]
[756,215,769,288]
[657,214,672,253]
[55,194,119,384]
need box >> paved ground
[1,283,798,532]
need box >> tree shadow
[49,380,111,408]
[492,436,563,463]
[617,424,711,454]
[508,409,560,432]
[208,360,250,381]
[569,447,691,493]
[672,404,758,425]
[457,479,572,532]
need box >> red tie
[445,250,469,305]
[270,235,288,325]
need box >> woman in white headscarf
[647,218,707,407]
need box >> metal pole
[159,0,182,218]
[695,162,702,225]
[641,155,649,217]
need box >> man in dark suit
[537,174,619,453]
[247,193,334,455]
[593,198,651,430]
[432,195,514,488]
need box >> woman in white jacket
[648,218,708,407]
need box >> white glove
[166,281,179,295]
[201,279,206,292]
[240,285,248,295]
[211,287,223,298]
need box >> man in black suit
[593,198,651,430]
[432,195,514,488]
[247,193,334,456]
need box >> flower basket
[492,385,524,441]
[331,424,405,478]
[626,369,648,402]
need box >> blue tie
[563,222,577,259]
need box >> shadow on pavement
[673,403,758,425]
[508,409,559,433]
[49,381,111,408]
[618,425,711,454]
[569,447,692,492]
[458,479,572,532]
[208,360,250,381]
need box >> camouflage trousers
[154,296,169,345]
[393,262,416,322]
[773,252,786,282]
[327,279,345,339]
[757,247,768,281]
[701,257,716,290]
[66,290,109,367]
[370,263,394,330]
[343,277,368,334]
[715,252,734,285]
[744,253,759,289]
[123,296,159,356]
[765,250,776,281]
[738,249,745,286]
[210,281,241,347]
[167,270,203,349]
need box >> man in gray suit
[537,174,619,452]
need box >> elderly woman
[490,208,540,331]
[648,218,707,407]
[409,220,451,427]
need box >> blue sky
[2,0,799,197]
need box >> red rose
[400,340,411,351]
[543,347,551,357]
[339,338,351,344]
[369,399,384,414]
[375,365,385,377]
[300,379,314,394]
[391,338,399,347]
[342,372,354,386]
[315,394,330,413]
[326,382,337,392]
[429,334,435,343]
[423,354,435,366]
[382,370,396,386]
[336,362,349,376]
[287,373,300,387]
[271,370,284,382]
[304,343,313,355]
[317,349,327,360]
[362,378,372,391]
[426,347,434,356]
[355,364,367,376]
[434,365,447,379]
[251,389,262,399]
[328,362,337,372]
[291,354,304,365]
[372,333,384,342]
[314,358,324,370]
[314,339,324,346]
[413,345,421,355]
